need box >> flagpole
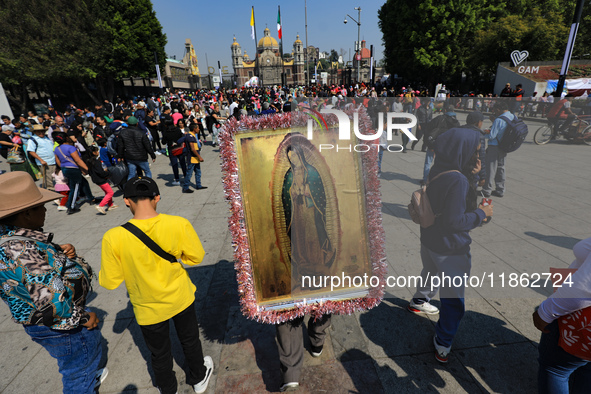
[556,0,585,97]
[305,0,309,86]
[252,6,261,87]
[279,5,285,87]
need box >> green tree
[378,0,504,85]
[90,0,167,101]
[378,0,591,88]
[0,0,96,111]
[0,0,166,111]
[329,49,339,63]
[471,9,569,77]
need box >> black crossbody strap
[121,222,178,263]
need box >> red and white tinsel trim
[219,108,387,324]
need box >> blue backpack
[498,115,529,153]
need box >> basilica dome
[258,28,279,49]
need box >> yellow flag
[250,7,255,40]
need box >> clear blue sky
[152,0,386,74]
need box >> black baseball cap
[466,111,485,125]
[124,177,160,198]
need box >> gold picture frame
[235,126,371,308]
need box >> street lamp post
[344,7,361,84]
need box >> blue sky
[152,0,386,75]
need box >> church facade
[231,28,305,87]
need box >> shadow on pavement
[382,202,412,220]
[189,259,282,391]
[120,384,139,393]
[340,348,387,394]
[155,172,179,187]
[524,231,581,250]
[359,297,538,393]
[380,170,419,185]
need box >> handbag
[408,170,459,228]
[171,134,188,156]
[558,307,591,361]
[121,222,180,263]
[171,143,185,156]
[108,161,128,186]
[26,157,42,180]
[6,147,25,164]
[550,267,591,361]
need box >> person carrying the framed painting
[276,313,331,392]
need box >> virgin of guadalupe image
[271,133,340,293]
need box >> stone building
[231,28,305,87]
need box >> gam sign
[517,66,539,74]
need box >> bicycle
[533,116,591,146]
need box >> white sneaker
[155,151,162,155]
[108,204,119,210]
[53,199,61,206]
[172,180,181,186]
[433,335,451,363]
[310,344,323,357]
[95,205,107,215]
[193,356,213,393]
[57,206,68,211]
[94,367,109,388]
[407,299,439,315]
[280,382,299,392]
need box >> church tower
[293,35,304,85]
[231,37,247,86]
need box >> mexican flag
[277,6,282,39]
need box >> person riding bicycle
[546,94,576,137]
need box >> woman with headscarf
[407,127,493,363]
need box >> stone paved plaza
[1,113,590,393]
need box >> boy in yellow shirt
[99,177,213,394]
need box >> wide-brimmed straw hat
[32,124,46,133]
[0,172,62,219]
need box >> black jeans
[149,128,162,151]
[139,302,206,394]
[197,121,207,140]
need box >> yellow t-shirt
[99,214,205,325]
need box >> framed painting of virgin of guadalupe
[220,110,386,324]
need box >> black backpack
[106,132,120,156]
[497,115,529,153]
[26,137,39,165]
[425,114,460,149]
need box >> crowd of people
[0,82,590,394]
